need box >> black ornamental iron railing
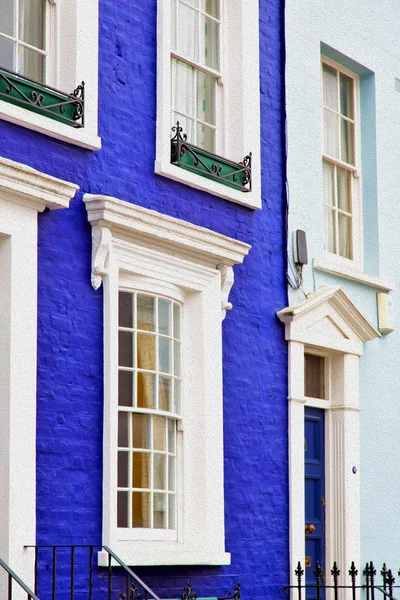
[170,123,252,193]
[25,545,240,600]
[287,560,400,600]
[0,67,84,127]
[0,555,39,600]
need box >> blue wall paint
[0,0,288,597]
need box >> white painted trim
[0,157,76,589]
[314,256,394,291]
[155,0,261,209]
[0,0,101,150]
[278,286,379,580]
[84,194,250,565]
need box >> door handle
[305,523,316,534]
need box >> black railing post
[89,546,93,600]
[126,574,130,600]
[349,561,358,600]
[381,564,388,594]
[388,569,395,598]
[370,561,377,600]
[332,561,340,600]
[108,549,112,600]
[52,547,57,600]
[8,572,12,600]
[34,546,38,597]
[364,562,371,600]
[295,562,304,600]
[314,562,323,600]
[70,546,75,600]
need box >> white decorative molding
[0,156,79,210]
[314,256,394,291]
[91,225,112,290]
[217,264,234,319]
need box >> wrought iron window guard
[0,67,84,128]
[170,123,251,193]
[287,560,400,600]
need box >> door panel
[305,407,325,595]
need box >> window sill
[98,546,231,567]
[314,256,394,291]
[155,160,261,209]
[0,99,101,150]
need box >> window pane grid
[118,292,181,530]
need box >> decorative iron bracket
[171,123,251,193]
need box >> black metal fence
[287,561,400,600]
[0,556,39,600]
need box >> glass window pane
[0,36,15,70]
[153,493,167,529]
[118,370,133,407]
[137,333,155,370]
[323,161,335,207]
[132,492,150,527]
[324,207,336,254]
[168,419,176,453]
[1,0,15,36]
[159,337,172,374]
[154,454,166,489]
[168,494,176,529]
[119,331,133,368]
[119,292,133,328]
[118,452,129,487]
[174,341,181,377]
[196,70,216,125]
[158,299,171,336]
[173,304,181,340]
[132,453,150,488]
[172,59,196,119]
[340,119,354,165]
[19,45,44,82]
[19,0,45,49]
[177,2,199,62]
[117,491,128,527]
[340,73,354,119]
[168,456,176,491]
[196,123,215,152]
[132,414,150,449]
[202,0,220,18]
[159,376,172,412]
[323,109,339,158]
[153,416,166,451]
[304,354,325,399]
[338,214,352,259]
[323,64,338,111]
[337,167,351,212]
[202,16,219,70]
[174,379,181,414]
[172,111,196,144]
[137,295,155,331]
[118,412,129,448]
[137,373,156,409]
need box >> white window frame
[0,156,78,590]
[84,193,250,566]
[0,0,101,150]
[321,57,363,271]
[277,286,380,584]
[155,0,261,209]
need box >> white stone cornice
[0,156,79,211]
[83,194,251,267]
[84,194,251,315]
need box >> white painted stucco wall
[286,0,400,571]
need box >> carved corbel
[217,264,235,320]
[91,225,112,290]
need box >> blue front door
[305,407,325,590]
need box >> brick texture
[0,0,289,597]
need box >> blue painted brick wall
[0,0,288,597]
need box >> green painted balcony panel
[170,124,251,193]
[0,67,84,128]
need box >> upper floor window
[322,58,362,266]
[0,0,47,83]
[171,0,220,153]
